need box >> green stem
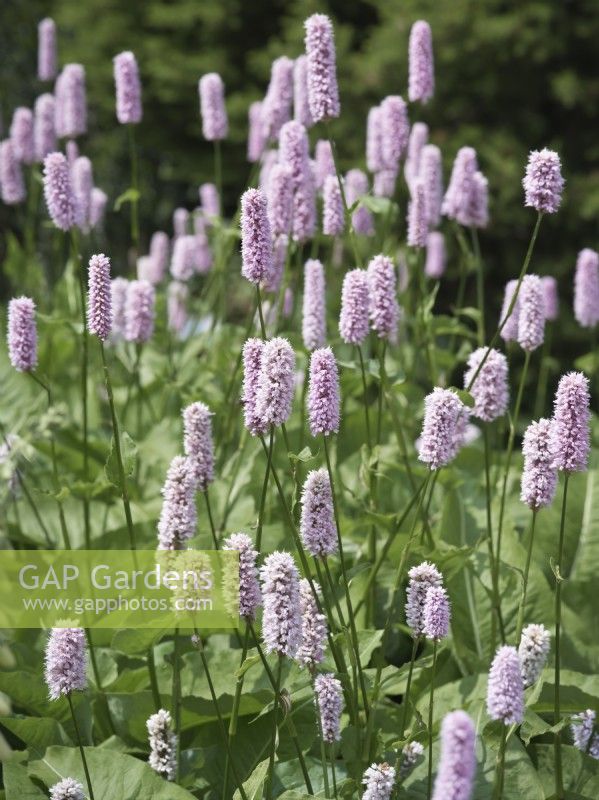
[193,631,249,800]
[172,628,181,781]
[496,349,531,614]
[484,426,504,651]
[257,428,274,551]
[204,489,219,549]
[534,325,553,419]
[100,342,136,550]
[471,227,485,345]
[67,694,95,800]
[329,743,338,799]
[493,725,507,800]
[147,645,161,712]
[71,230,90,548]
[516,511,537,641]
[323,435,370,717]
[554,473,570,800]
[356,346,372,448]
[316,695,331,799]
[127,124,139,251]
[427,640,438,800]
[214,140,222,214]
[466,212,543,391]
[324,121,360,268]
[267,655,283,799]
[401,637,420,738]
[256,284,267,338]
[223,623,250,800]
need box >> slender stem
[214,140,223,213]
[324,121,360,267]
[100,342,136,550]
[427,640,438,800]
[534,325,553,419]
[256,284,267,338]
[127,123,139,251]
[493,725,507,800]
[223,623,250,800]
[329,743,338,799]
[316,696,331,799]
[67,694,95,800]
[401,637,420,738]
[29,372,71,548]
[147,645,161,712]
[247,622,314,795]
[15,471,53,545]
[172,628,181,781]
[204,490,219,549]
[516,511,537,641]
[193,631,249,800]
[483,426,504,651]
[356,346,372,448]
[256,428,274,551]
[323,435,370,717]
[267,655,283,799]
[466,212,543,391]
[496,350,531,605]
[471,227,485,345]
[554,473,570,800]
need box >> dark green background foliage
[1,0,598,363]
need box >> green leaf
[3,762,46,799]
[233,758,269,800]
[114,188,141,211]
[111,628,166,655]
[0,717,72,754]
[105,432,137,487]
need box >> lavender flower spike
[407,177,428,248]
[574,248,599,328]
[157,455,197,550]
[463,347,509,422]
[49,778,85,800]
[499,279,520,342]
[58,64,87,138]
[408,21,434,103]
[300,468,337,557]
[405,561,443,638]
[420,143,443,226]
[345,169,374,236]
[124,279,155,343]
[302,259,326,351]
[404,121,428,188]
[10,108,35,164]
[8,297,38,372]
[72,155,93,231]
[247,101,265,163]
[267,164,293,236]
[223,532,261,620]
[308,347,340,436]
[171,235,196,281]
[431,710,476,800]
[296,579,327,669]
[0,140,26,204]
[34,94,57,161]
[322,174,344,236]
[147,708,177,781]
[38,18,57,81]
[519,623,551,688]
[304,14,340,123]
[260,551,302,657]
[542,275,559,321]
[262,57,294,141]
[110,277,129,338]
[114,51,142,125]
[314,673,343,742]
[182,401,215,491]
[571,710,599,760]
[366,106,384,173]
[242,338,265,436]
[339,268,369,345]
[523,148,564,214]
[293,55,313,128]
[254,337,295,429]
[43,152,76,230]
[314,139,335,190]
[241,188,273,285]
[199,73,228,141]
[362,762,396,800]
[400,742,424,780]
[470,171,489,228]
[517,274,545,352]
[521,418,557,510]
[44,627,87,699]
[442,146,478,225]
[487,645,525,725]
[167,281,188,334]
[367,254,400,342]
[425,231,446,279]
[90,188,108,230]
[87,254,112,341]
[418,388,465,470]
[423,585,451,640]
[380,95,409,171]
[551,371,590,473]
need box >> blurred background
[1,0,598,360]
